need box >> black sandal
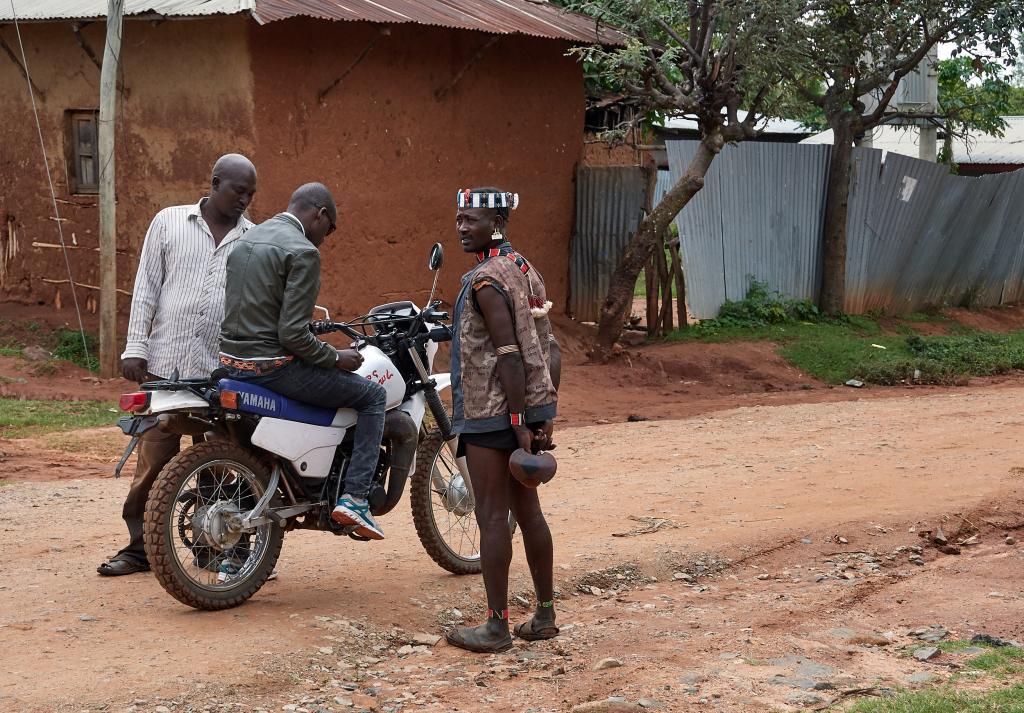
[446,624,514,653]
[97,559,150,576]
[514,616,560,641]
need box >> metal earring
[491,228,503,241]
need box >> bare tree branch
[657,17,702,66]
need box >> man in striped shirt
[97,154,257,577]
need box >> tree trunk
[818,118,855,316]
[592,131,724,358]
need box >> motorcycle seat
[217,379,337,427]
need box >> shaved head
[288,182,336,218]
[287,182,337,247]
[212,153,256,183]
[207,153,257,225]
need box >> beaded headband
[457,189,519,210]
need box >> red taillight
[119,392,151,412]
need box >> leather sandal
[96,559,150,576]
[514,616,560,641]
[445,624,514,653]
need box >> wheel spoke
[426,447,480,561]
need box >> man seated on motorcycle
[218,182,387,540]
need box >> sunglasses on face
[314,204,336,236]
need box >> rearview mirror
[428,243,444,271]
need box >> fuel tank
[354,344,404,410]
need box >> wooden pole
[644,256,658,337]
[98,0,123,378]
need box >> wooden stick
[32,241,127,254]
[645,256,657,337]
[42,277,132,297]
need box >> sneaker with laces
[331,496,385,540]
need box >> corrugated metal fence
[662,140,1024,318]
[843,149,1024,313]
[666,141,831,318]
[569,166,648,322]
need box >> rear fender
[145,391,210,414]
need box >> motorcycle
[114,243,483,610]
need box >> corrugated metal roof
[0,0,620,44]
[802,117,1024,165]
[0,0,252,20]
[252,0,621,43]
[661,110,812,136]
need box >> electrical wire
[9,0,92,368]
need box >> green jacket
[219,213,338,369]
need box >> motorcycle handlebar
[310,304,451,343]
[427,326,452,343]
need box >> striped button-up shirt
[122,200,253,379]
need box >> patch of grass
[665,282,1024,385]
[0,333,24,357]
[847,685,1024,712]
[52,329,98,372]
[966,647,1024,678]
[0,398,117,439]
[936,640,991,653]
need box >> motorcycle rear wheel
[144,442,283,610]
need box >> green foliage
[567,0,809,138]
[52,330,98,372]
[847,685,1024,712]
[937,56,1024,165]
[691,280,822,333]
[668,282,1024,385]
[785,1,1023,136]
[0,398,117,438]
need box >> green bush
[52,329,99,372]
[697,280,822,332]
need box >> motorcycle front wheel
[410,428,483,574]
[144,442,283,610]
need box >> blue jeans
[252,361,387,498]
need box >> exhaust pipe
[371,409,418,516]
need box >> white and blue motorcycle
[115,244,481,610]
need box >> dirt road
[1,386,1023,712]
